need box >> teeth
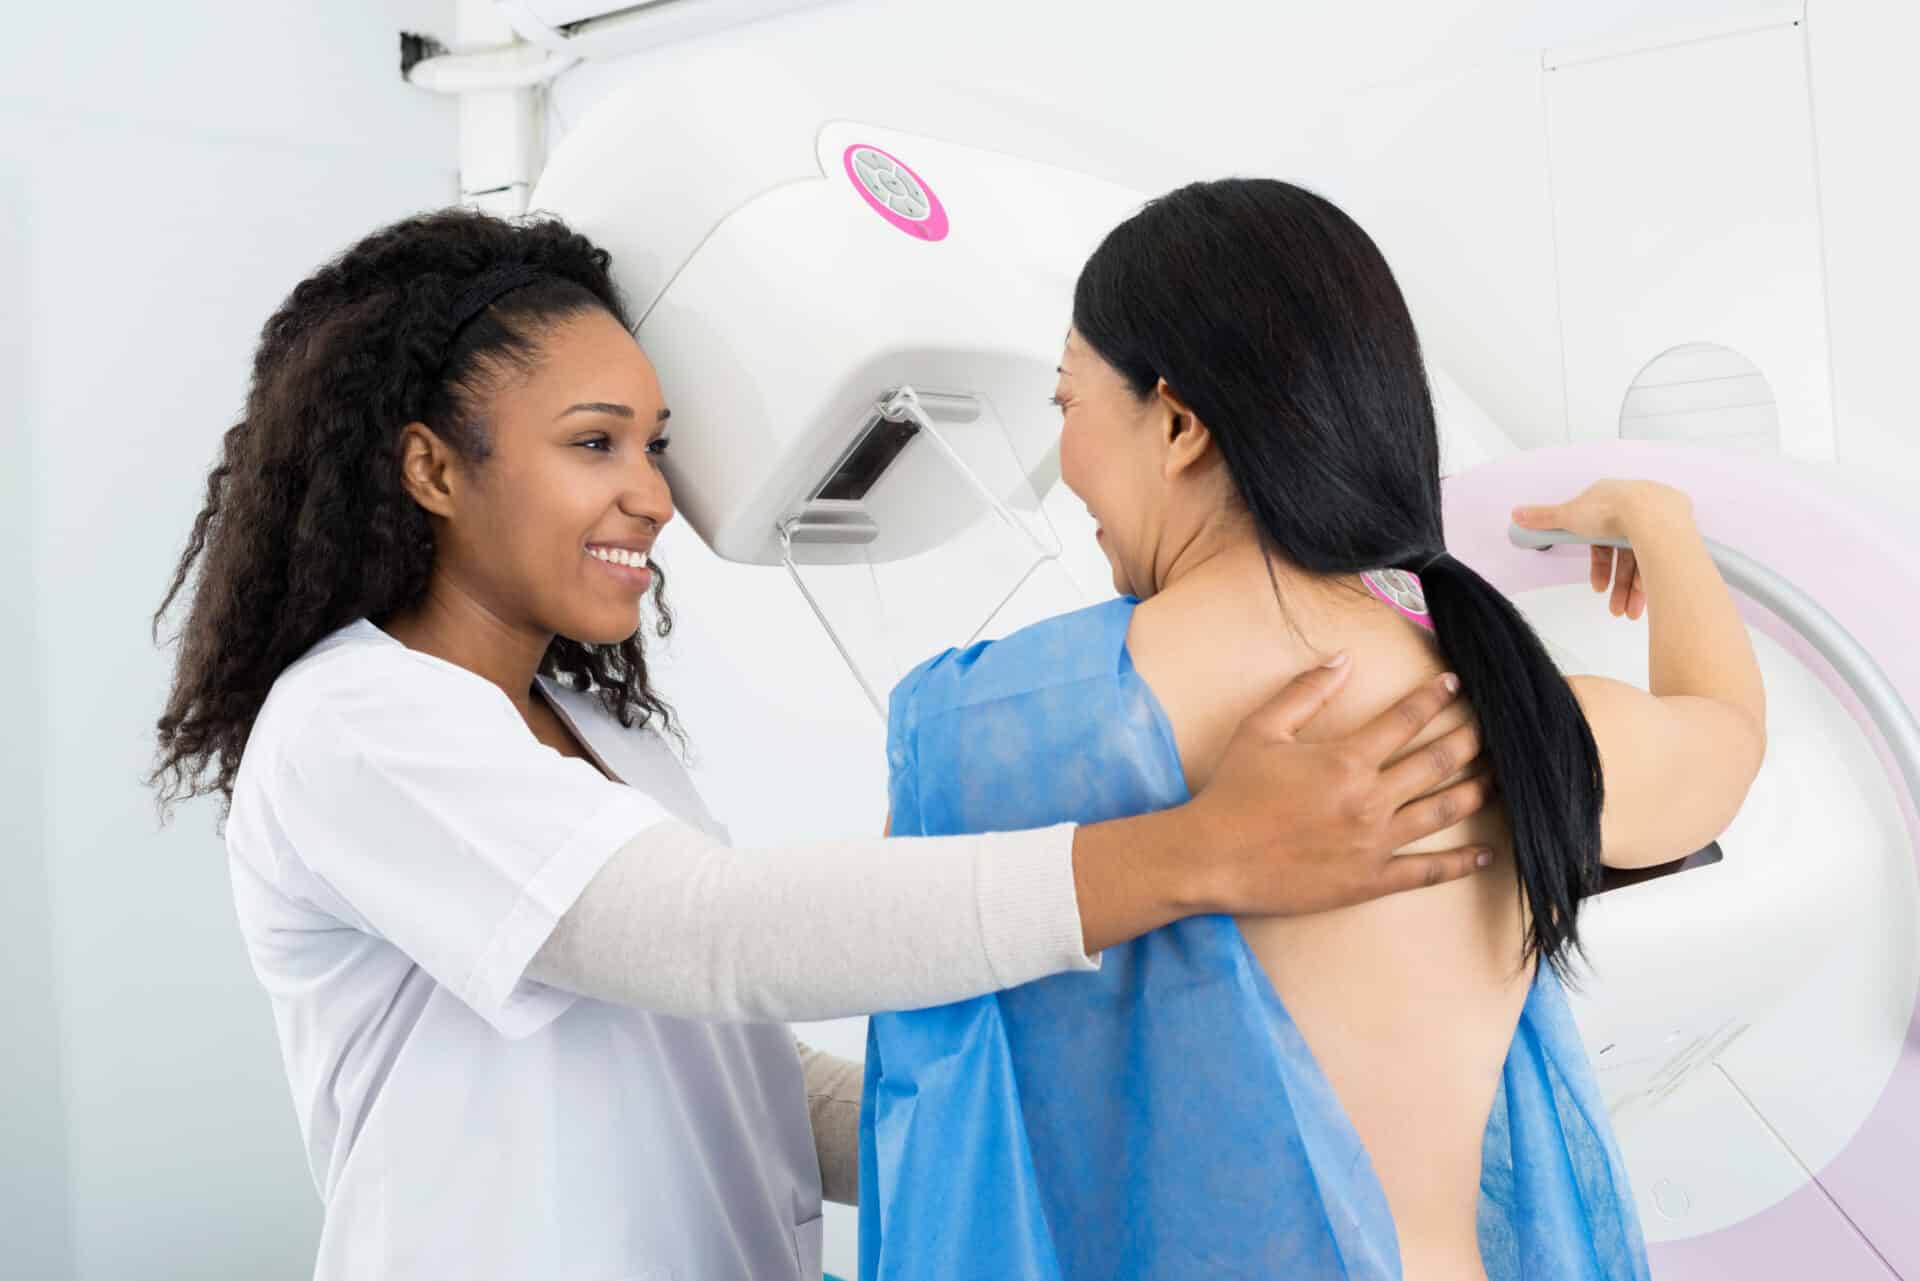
[589,546,649,569]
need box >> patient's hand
[1514,478,1690,621]
[1588,545,1648,620]
[1187,661,1493,917]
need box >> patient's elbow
[1732,704,1768,788]
[1709,706,1768,837]
[1687,701,1768,851]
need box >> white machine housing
[541,117,1132,567]
[530,62,1514,573]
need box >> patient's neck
[1129,528,1351,795]
[1153,511,1259,597]
[1156,521,1321,617]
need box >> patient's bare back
[1128,572,1522,1281]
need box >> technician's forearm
[528,818,1094,1022]
[1071,804,1217,955]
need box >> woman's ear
[397,422,459,519]
[1156,379,1215,481]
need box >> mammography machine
[510,32,1920,1280]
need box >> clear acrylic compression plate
[779,386,1062,716]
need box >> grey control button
[851,148,932,221]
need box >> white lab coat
[225,620,824,1280]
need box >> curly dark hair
[152,207,677,818]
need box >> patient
[859,179,1766,1281]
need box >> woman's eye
[578,435,612,453]
[1049,395,1069,412]
[646,436,672,456]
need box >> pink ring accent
[842,144,949,242]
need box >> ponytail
[1072,177,1606,977]
[1410,552,1604,977]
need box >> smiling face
[1054,329,1170,598]
[1057,326,1253,599]
[402,306,676,647]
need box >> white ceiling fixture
[494,0,836,60]
[404,0,831,215]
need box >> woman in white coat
[150,209,1492,1281]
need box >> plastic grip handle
[1506,522,1629,553]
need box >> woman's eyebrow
[557,401,632,420]
[555,403,672,423]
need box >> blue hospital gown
[858,597,1649,1281]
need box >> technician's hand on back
[1067,660,1486,956]
[150,210,1489,1281]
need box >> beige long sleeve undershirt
[527,817,1093,1023]
[796,1040,864,1205]
[525,817,1098,1205]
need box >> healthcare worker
[149,209,1492,1281]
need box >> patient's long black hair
[1073,178,1602,976]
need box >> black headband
[443,264,551,352]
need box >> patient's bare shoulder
[1127,580,1458,797]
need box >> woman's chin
[559,611,644,649]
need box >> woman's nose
[619,454,675,528]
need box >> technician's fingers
[1379,720,1482,809]
[1346,673,1464,768]
[1386,773,1494,851]
[1241,656,1354,743]
[1362,845,1495,900]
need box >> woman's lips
[590,558,652,591]
[585,546,653,592]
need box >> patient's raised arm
[1514,481,1767,868]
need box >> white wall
[2,167,71,1281]
[1805,0,1920,491]
[1544,18,1833,458]
[2,5,457,1277]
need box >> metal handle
[1508,523,1920,815]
